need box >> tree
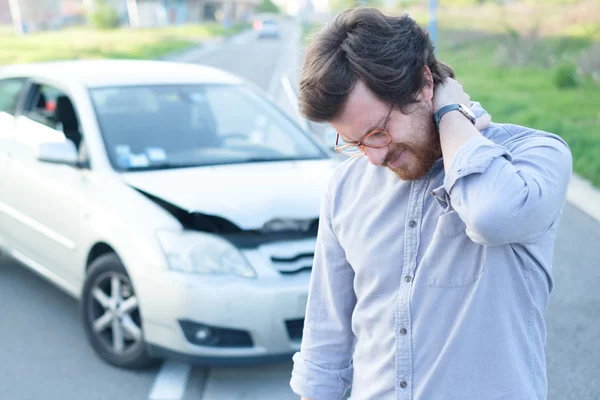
[256,0,280,14]
[330,0,382,13]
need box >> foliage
[256,0,281,14]
[89,1,120,30]
[554,62,579,88]
[329,0,382,12]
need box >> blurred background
[1,0,599,399]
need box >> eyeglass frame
[334,104,394,156]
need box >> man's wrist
[439,110,472,131]
[434,103,476,132]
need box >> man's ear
[419,65,434,102]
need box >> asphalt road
[1,20,599,400]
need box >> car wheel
[81,253,154,369]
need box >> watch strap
[433,104,476,131]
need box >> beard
[383,106,441,181]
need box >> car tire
[81,253,155,369]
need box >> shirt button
[400,381,408,389]
[400,328,407,335]
[405,275,412,283]
[409,220,417,228]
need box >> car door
[3,81,91,290]
[0,77,29,248]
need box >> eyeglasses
[334,104,394,157]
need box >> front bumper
[138,266,310,365]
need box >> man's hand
[433,77,471,113]
[433,77,491,131]
[433,77,492,173]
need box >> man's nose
[364,146,388,166]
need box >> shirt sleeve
[444,129,573,246]
[290,179,356,400]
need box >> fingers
[474,114,492,131]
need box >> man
[290,7,572,400]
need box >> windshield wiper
[239,156,300,163]
[124,162,195,171]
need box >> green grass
[0,22,250,65]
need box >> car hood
[121,159,337,230]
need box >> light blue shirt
[290,105,573,400]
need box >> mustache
[382,144,409,166]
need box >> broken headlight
[155,230,256,279]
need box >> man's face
[331,80,441,181]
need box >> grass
[302,1,600,188]
[0,22,250,65]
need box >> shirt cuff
[290,352,353,400]
[444,135,513,194]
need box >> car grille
[271,253,314,274]
[255,238,316,274]
[285,319,304,341]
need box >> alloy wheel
[87,271,143,355]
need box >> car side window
[0,78,26,115]
[23,84,83,150]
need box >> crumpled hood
[121,159,337,230]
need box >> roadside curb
[568,174,600,223]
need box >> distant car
[254,18,280,39]
[0,59,337,368]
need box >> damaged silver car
[0,59,337,368]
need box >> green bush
[256,0,280,14]
[90,2,120,30]
[554,62,579,89]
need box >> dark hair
[299,7,454,122]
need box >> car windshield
[89,84,327,171]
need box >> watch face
[459,104,476,119]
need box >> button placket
[395,177,430,399]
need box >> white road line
[567,174,600,223]
[281,74,310,132]
[268,23,300,97]
[148,361,191,400]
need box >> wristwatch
[433,104,476,131]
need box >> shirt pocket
[423,210,485,288]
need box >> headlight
[155,230,256,279]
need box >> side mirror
[37,140,79,166]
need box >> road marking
[149,361,191,400]
[281,74,310,132]
[567,174,600,223]
[268,23,300,97]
